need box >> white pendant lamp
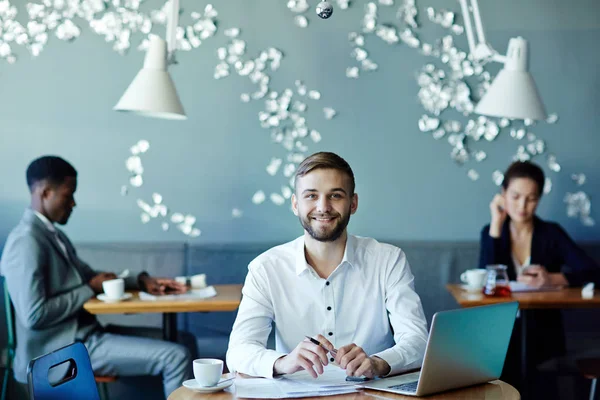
[475,38,547,120]
[459,0,548,120]
[114,0,186,120]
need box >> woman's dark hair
[502,161,545,197]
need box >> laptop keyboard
[388,380,418,393]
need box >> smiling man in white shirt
[226,152,428,380]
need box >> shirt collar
[33,210,57,233]
[294,234,356,276]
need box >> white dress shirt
[226,235,428,378]
[511,252,530,276]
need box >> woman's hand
[489,194,507,237]
[518,265,568,288]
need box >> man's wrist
[137,271,149,290]
[372,356,391,376]
[273,355,286,376]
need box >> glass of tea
[483,264,512,297]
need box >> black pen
[305,336,338,355]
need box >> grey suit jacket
[1,209,128,382]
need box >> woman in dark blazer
[478,161,599,393]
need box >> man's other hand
[88,272,118,294]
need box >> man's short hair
[502,161,545,197]
[294,152,355,194]
[26,156,77,192]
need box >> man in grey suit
[1,156,191,398]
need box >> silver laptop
[363,302,518,396]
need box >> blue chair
[1,279,16,400]
[27,342,100,400]
[577,357,599,400]
[3,278,115,400]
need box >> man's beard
[299,209,351,242]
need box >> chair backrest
[3,278,16,356]
[27,342,100,400]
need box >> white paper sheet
[234,366,359,398]
[281,366,358,388]
[509,281,561,292]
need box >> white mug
[460,269,487,288]
[193,359,223,387]
[102,278,125,299]
[190,274,207,289]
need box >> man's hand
[336,344,390,378]
[273,335,334,378]
[88,272,118,294]
[139,275,187,295]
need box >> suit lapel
[55,229,89,283]
[55,229,78,266]
[23,209,71,265]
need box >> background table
[446,284,600,399]
[84,284,243,341]
[446,285,600,309]
[168,379,520,400]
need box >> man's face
[42,176,77,225]
[292,168,358,242]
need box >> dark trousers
[501,310,566,399]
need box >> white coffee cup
[102,278,125,300]
[193,359,223,387]
[460,269,487,288]
[190,274,207,289]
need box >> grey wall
[0,0,598,244]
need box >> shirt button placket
[324,279,335,351]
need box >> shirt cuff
[372,348,405,377]
[259,350,288,379]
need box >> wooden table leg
[163,313,178,342]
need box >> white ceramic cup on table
[460,269,487,288]
[102,278,125,299]
[190,274,207,289]
[193,359,223,387]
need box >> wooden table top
[168,379,519,400]
[83,284,242,314]
[447,284,600,309]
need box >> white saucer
[182,379,233,393]
[460,284,484,293]
[96,293,133,303]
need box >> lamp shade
[475,37,547,120]
[114,35,186,120]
